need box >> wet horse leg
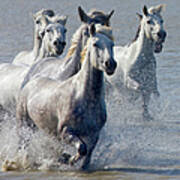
[16,103,37,149]
[81,134,99,170]
[142,92,153,120]
[58,126,87,165]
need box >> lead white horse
[12,9,67,67]
[0,19,67,114]
[16,24,117,170]
[106,5,167,120]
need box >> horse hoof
[78,143,87,156]
[143,112,154,121]
[58,153,71,164]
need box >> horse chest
[60,98,106,135]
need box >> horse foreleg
[142,92,153,120]
[81,135,99,170]
[16,100,34,149]
[59,126,87,165]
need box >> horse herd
[0,4,166,170]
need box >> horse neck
[64,38,83,70]
[60,27,86,78]
[131,24,154,59]
[77,51,104,100]
[32,29,42,60]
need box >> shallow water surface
[0,0,180,179]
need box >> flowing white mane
[148,4,166,15]
[65,24,87,58]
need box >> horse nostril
[158,31,167,40]
[54,41,57,46]
[39,31,45,39]
[105,61,110,68]
[62,42,66,47]
[163,31,167,39]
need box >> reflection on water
[0,0,180,179]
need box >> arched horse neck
[59,25,87,80]
[32,27,42,60]
[77,51,104,100]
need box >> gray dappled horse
[21,6,114,89]
[12,9,67,67]
[106,5,167,120]
[0,17,67,113]
[16,23,117,170]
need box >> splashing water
[0,86,180,172]
[0,113,82,172]
[92,88,180,171]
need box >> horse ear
[136,13,143,20]
[33,13,37,20]
[143,5,149,16]
[90,23,96,36]
[57,15,68,26]
[149,4,166,15]
[107,10,114,20]
[78,6,91,23]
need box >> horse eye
[46,29,50,33]
[93,43,98,47]
[83,30,88,36]
[147,20,152,24]
[36,20,40,24]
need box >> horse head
[41,21,67,57]
[33,9,55,40]
[65,6,114,60]
[137,4,167,53]
[85,23,117,75]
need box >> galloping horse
[16,23,117,170]
[12,9,67,66]
[21,6,114,88]
[106,5,167,120]
[0,18,67,113]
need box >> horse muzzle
[54,40,66,55]
[105,58,117,75]
[154,30,167,53]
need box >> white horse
[106,4,167,120]
[0,20,67,114]
[12,9,67,67]
[16,23,117,170]
[21,7,114,88]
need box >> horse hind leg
[58,126,87,165]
